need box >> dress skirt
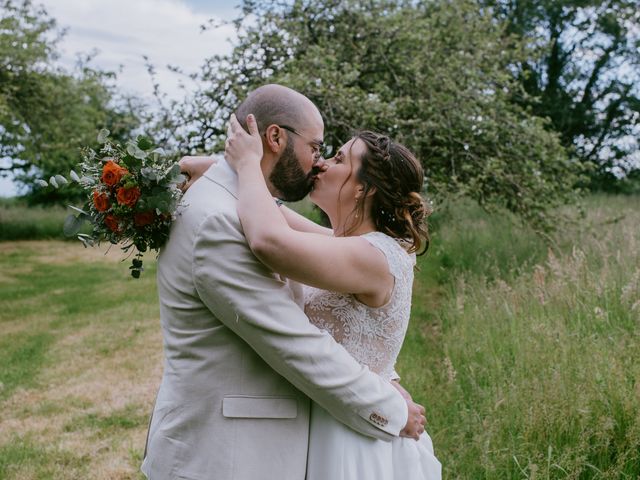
[306,402,442,480]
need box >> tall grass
[400,195,640,478]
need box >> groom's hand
[401,401,426,441]
[393,381,427,440]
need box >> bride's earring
[355,196,360,219]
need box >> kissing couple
[141,84,442,480]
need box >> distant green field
[0,199,70,241]
[0,195,638,479]
[0,197,318,242]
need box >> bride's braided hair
[349,131,431,254]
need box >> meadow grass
[400,194,640,478]
[0,195,638,478]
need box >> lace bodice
[304,232,416,380]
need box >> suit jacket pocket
[222,395,298,419]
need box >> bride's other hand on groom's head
[178,155,217,192]
[224,113,264,172]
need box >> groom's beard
[269,138,316,202]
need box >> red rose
[134,210,155,227]
[101,160,128,187]
[104,214,122,233]
[116,186,141,207]
[92,190,110,212]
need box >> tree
[0,0,140,202]
[154,0,583,231]
[483,0,640,190]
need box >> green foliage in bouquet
[39,129,184,277]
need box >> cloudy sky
[41,0,241,98]
[1,0,241,196]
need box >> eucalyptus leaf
[127,143,147,160]
[151,147,166,156]
[63,214,85,237]
[141,167,158,181]
[97,128,110,144]
[163,164,181,182]
[49,176,58,188]
[80,176,95,185]
[77,233,95,248]
[54,174,68,185]
[70,170,80,182]
[36,179,48,187]
[174,173,186,185]
[134,148,147,160]
[67,205,91,217]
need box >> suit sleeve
[192,211,408,440]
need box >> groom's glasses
[278,125,333,160]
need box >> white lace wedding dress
[304,232,442,480]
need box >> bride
[184,113,441,479]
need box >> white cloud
[40,0,237,100]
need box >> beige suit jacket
[141,160,408,480]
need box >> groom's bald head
[235,84,320,133]
[233,84,324,202]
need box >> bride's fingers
[245,114,259,137]
[229,113,243,134]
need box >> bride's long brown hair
[345,131,431,254]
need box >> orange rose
[134,210,155,227]
[92,190,110,212]
[104,214,122,233]
[116,186,141,207]
[101,160,128,187]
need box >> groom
[142,84,424,480]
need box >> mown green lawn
[0,242,161,479]
[0,195,638,479]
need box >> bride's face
[310,138,366,218]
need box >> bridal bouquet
[39,129,184,277]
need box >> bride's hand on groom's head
[178,155,217,192]
[224,113,263,172]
